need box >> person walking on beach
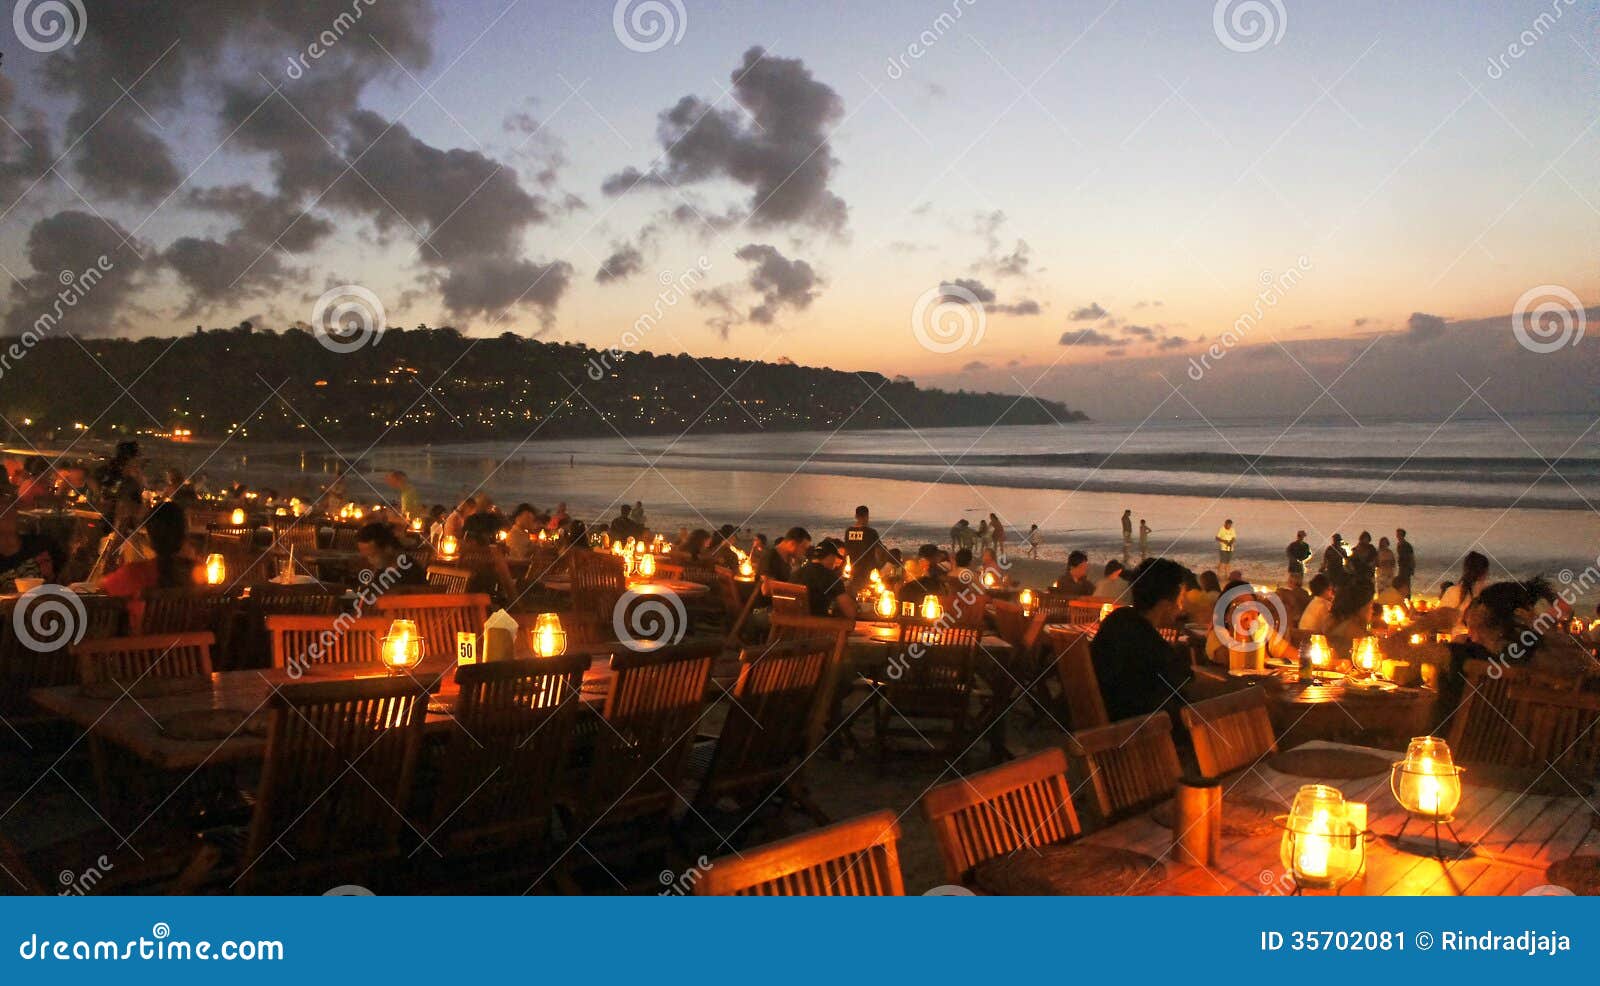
[1215,519,1236,569]
[1025,524,1041,559]
[1138,519,1151,559]
[1121,509,1134,561]
[950,518,972,554]
[975,518,990,553]
[1395,528,1415,597]
[1322,534,1348,579]
[1286,530,1312,578]
[988,513,1006,558]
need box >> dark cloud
[1069,302,1108,320]
[602,47,848,233]
[595,244,646,284]
[735,243,820,324]
[962,360,989,372]
[1352,317,1370,328]
[1060,328,1119,346]
[165,184,337,313]
[970,211,1031,278]
[1122,323,1157,339]
[1407,311,1448,341]
[0,79,52,203]
[940,277,1038,316]
[4,211,150,336]
[437,255,573,326]
[1157,336,1187,350]
[693,286,740,339]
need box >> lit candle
[230,508,246,526]
[875,592,897,619]
[439,535,459,558]
[1297,809,1332,880]
[1351,636,1380,673]
[1416,756,1441,816]
[383,620,422,672]
[1098,602,1115,622]
[531,613,566,658]
[921,595,943,620]
[1018,588,1035,612]
[981,570,996,588]
[738,558,755,580]
[204,553,227,586]
[637,553,657,579]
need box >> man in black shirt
[763,526,811,584]
[1089,557,1192,721]
[1054,550,1096,597]
[796,539,856,619]
[1394,528,1415,597]
[1286,530,1311,577]
[842,505,888,591]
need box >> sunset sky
[0,0,1594,419]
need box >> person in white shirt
[1092,560,1128,601]
[1298,573,1335,634]
[1438,551,1489,637]
[1216,519,1237,569]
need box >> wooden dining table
[978,740,1597,896]
[31,651,618,772]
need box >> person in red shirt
[102,502,202,631]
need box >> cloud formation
[1069,302,1108,320]
[939,278,1040,317]
[602,47,848,234]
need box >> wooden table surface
[31,654,616,771]
[1073,740,1597,896]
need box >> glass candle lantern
[1098,602,1115,622]
[531,613,567,658]
[637,553,657,579]
[230,508,246,526]
[875,591,897,619]
[738,558,755,580]
[438,535,459,559]
[1350,636,1381,676]
[1018,588,1035,614]
[981,570,997,588]
[920,595,943,620]
[204,553,227,586]
[1390,736,1463,822]
[382,620,423,673]
[411,517,425,532]
[1278,784,1364,893]
[1299,634,1331,682]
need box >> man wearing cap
[796,539,856,619]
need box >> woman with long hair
[101,502,201,632]
[1465,578,1599,678]
[1440,550,1490,636]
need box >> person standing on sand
[1025,524,1040,559]
[1215,519,1236,570]
[988,513,1006,558]
[1376,536,1397,590]
[1322,533,1348,579]
[1286,530,1312,578]
[975,518,989,553]
[843,505,888,591]
[1121,509,1134,560]
[1138,519,1151,559]
[1395,529,1415,597]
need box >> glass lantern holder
[1273,786,1368,895]
[1389,759,1467,859]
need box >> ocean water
[196,413,1600,603]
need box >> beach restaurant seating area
[2,496,1599,897]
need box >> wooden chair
[921,747,1081,886]
[236,677,428,892]
[139,588,234,635]
[693,636,837,830]
[327,525,363,551]
[1446,659,1568,765]
[0,595,124,720]
[766,612,853,750]
[371,592,490,662]
[1047,626,1109,730]
[570,640,718,832]
[268,523,318,554]
[203,524,253,552]
[511,610,612,649]
[429,656,588,857]
[768,579,810,619]
[1066,712,1183,827]
[695,810,905,896]
[569,550,625,620]
[869,616,986,762]
[1505,681,1600,774]
[1180,687,1278,780]
[426,565,472,594]
[1067,597,1116,626]
[266,615,390,669]
[73,632,215,686]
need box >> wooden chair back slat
[1180,687,1278,779]
[0,595,124,713]
[432,655,588,852]
[921,748,1081,885]
[372,593,491,661]
[696,810,904,896]
[581,640,717,826]
[426,566,472,594]
[1066,712,1182,825]
[267,615,391,669]
[73,632,214,686]
[140,589,234,635]
[242,677,427,892]
[698,636,834,806]
[766,613,853,749]
[1067,597,1117,625]
[569,551,625,620]
[1505,679,1600,770]
[1047,626,1109,730]
[767,580,810,619]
